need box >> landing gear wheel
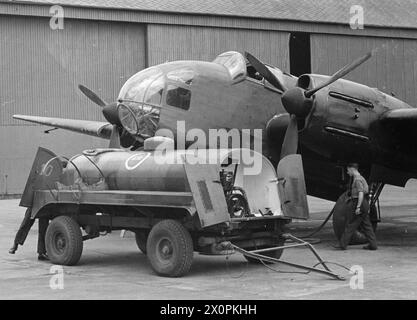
[45,216,83,266]
[244,238,285,264]
[332,193,378,245]
[146,220,194,277]
[135,230,149,254]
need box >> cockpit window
[247,65,264,81]
[117,65,195,139]
[246,63,287,91]
[213,51,246,82]
[118,103,160,138]
[119,67,163,103]
[167,68,194,85]
[268,67,285,85]
[166,85,191,110]
[117,67,163,140]
[144,75,164,105]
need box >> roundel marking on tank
[41,163,54,177]
[125,153,151,171]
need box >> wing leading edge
[13,115,113,140]
[380,108,417,121]
[375,108,417,155]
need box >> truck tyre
[146,220,193,277]
[244,238,285,264]
[135,230,149,254]
[45,216,83,266]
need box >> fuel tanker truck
[12,137,342,279]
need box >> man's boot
[331,243,347,250]
[363,244,377,250]
[38,253,49,261]
[8,243,18,254]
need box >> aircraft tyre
[146,220,193,277]
[135,230,149,254]
[45,216,83,266]
[332,193,378,245]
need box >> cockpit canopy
[213,51,288,89]
[213,51,247,83]
[119,66,165,105]
[117,64,195,140]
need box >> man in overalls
[339,163,378,250]
[9,208,49,260]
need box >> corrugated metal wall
[0,16,146,194]
[147,24,290,71]
[311,34,417,106]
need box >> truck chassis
[32,189,343,279]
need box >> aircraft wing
[13,115,113,139]
[380,108,417,121]
[375,108,417,155]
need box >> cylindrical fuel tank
[63,149,191,192]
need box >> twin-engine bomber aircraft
[13,50,417,230]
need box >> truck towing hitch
[222,233,345,281]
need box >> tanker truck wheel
[135,230,149,254]
[146,220,193,277]
[45,216,83,266]
[244,238,285,264]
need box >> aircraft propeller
[78,84,135,148]
[245,51,373,159]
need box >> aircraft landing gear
[369,182,383,230]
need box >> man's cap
[347,162,359,169]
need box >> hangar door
[0,16,146,194]
[147,24,290,72]
[310,33,416,106]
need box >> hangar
[1,0,417,195]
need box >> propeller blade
[305,52,372,98]
[280,114,299,159]
[120,128,136,148]
[78,84,107,107]
[245,52,288,92]
[78,84,141,149]
[102,102,121,125]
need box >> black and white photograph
[1,0,417,306]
